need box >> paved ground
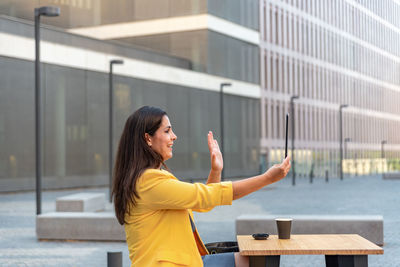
[0,174,398,266]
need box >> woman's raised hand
[208,131,223,172]
[264,156,291,183]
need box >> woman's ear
[144,133,152,147]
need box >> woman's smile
[147,115,177,161]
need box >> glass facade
[260,0,400,177]
[0,0,207,28]
[0,0,258,30]
[208,0,259,30]
[0,55,260,191]
[0,16,191,70]
[208,31,259,84]
[0,0,260,84]
[120,30,260,84]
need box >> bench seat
[382,172,400,180]
[56,192,105,212]
[36,212,125,241]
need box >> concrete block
[36,212,125,241]
[383,172,400,180]
[236,214,383,246]
[56,193,105,212]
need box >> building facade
[260,0,400,179]
[0,1,260,191]
[1,0,400,191]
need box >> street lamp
[109,59,124,202]
[344,138,351,159]
[381,140,387,158]
[34,6,60,215]
[220,82,231,181]
[290,95,299,186]
[339,104,348,180]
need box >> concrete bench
[36,212,125,241]
[382,172,400,180]
[56,192,105,212]
[236,215,383,246]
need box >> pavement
[0,174,398,266]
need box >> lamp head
[110,59,124,65]
[340,104,349,109]
[290,95,299,101]
[220,83,232,87]
[382,140,387,144]
[35,6,60,17]
[344,138,351,142]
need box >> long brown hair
[112,106,167,225]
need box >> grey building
[1,0,399,191]
[0,1,260,191]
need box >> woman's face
[146,115,177,161]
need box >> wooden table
[237,234,383,267]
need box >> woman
[112,106,290,267]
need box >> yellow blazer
[125,169,233,266]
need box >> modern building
[1,0,399,191]
[0,1,260,191]
[260,0,400,180]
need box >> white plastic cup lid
[275,218,293,221]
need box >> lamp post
[381,140,387,158]
[109,59,124,202]
[290,95,299,186]
[34,6,60,215]
[220,83,231,181]
[344,137,351,177]
[344,138,351,159]
[339,104,348,180]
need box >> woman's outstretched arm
[232,157,291,200]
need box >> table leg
[325,255,368,267]
[249,255,280,267]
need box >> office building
[1,0,399,191]
[260,0,400,179]
[0,1,260,191]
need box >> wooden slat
[237,235,384,256]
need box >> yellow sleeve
[138,170,233,210]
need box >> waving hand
[206,131,223,183]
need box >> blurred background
[1,0,400,192]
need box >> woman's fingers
[281,156,291,168]
[207,131,214,152]
[283,156,290,164]
[280,156,291,175]
[214,139,220,150]
[208,131,221,153]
